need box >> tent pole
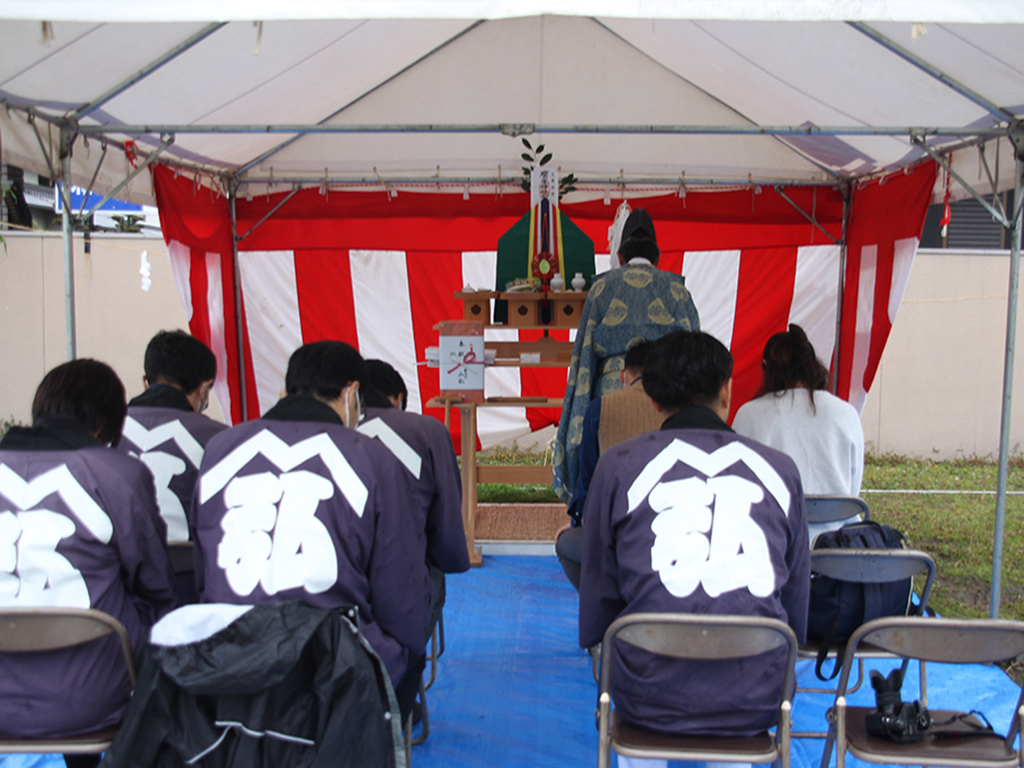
[990,149,1024,618]
[228,183,248,422]
[830,182,852,394]
[60,133,76,361]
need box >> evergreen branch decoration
[518,139,577,200]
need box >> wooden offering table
[426,396,563,567]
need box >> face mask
[341,387,352,428]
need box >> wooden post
[460,402,482,566]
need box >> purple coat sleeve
[364,443,433,656]
[578,454,627,649]
[423,419,469,573]
[781,485,811,643]
[95,452,177,633]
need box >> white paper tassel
[140,251,152,292]
[606,201,633,263]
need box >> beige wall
[1,234,1021,459]
[861,248,1024,460]
[0,232,225,426]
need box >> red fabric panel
[214,173,844,255]
[221,250,260,423]
[293,249,358,346]
[566,187,844,251]
[728,247,798,421]
[836,161,937,401]
[659,250,684,275]
[154,166,234,255]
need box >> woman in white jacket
[732,323,865,543]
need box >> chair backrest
[838,616,1024,746]
[0,607,137,687]
[599,612,799,704]
[811,548,936,616]
[805,495,870,524]
[850,616,1024,666]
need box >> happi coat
[119,385,227,543]
[0,417,176,738]
[190,395,431,683]
[579,406,809,736]
[357,406,469,574]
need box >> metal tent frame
[6,17,1023,616]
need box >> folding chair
[823,616,1024,768]
[597,612,798,768]
[424,611,445,691]
[794,548,936,737]
[805,495,870,529]
[799,549,936,690]
[0,607,137,755]
[408,609,445,747]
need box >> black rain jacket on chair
[100,601,405,768]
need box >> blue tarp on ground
[2,555,1020,768]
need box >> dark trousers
[555,526,584,592]
[64,755,101,768]
[393,651,427,723]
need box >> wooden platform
[475,503,567,541]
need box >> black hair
[32,359,127,446]
[624,339,653,375]
[642,331,733,412]
[144,330,217,395]
[756,323,830,408]
[365,359,408,411]
[285,341,367,401]
[618,233,660,266]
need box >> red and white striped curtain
[154,161,936,452]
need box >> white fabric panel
[205,252,234,425]
[462,251,531,449]
[238,250,304,417]
[349,251,423,414]
[167,240,193,322]
[889,237,919,323]
[594,253,614,275]
[789,245,842,367]
[681,250,742,349]
[850,245,878,413]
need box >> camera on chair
[864,668,931,743]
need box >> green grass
[473,443,560,503]
[862,453,1024,623]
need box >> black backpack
[808,521,914,680]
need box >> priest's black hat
[620,208,657,243]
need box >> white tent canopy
[1,6,1022,204]
[1,1,1023,615]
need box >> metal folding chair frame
[0,607,136,755]
[805,495,870,526]
[597,612,798,768]
[823,616,1024,768]
[794,548,936,738]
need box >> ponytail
[755,324,830,408]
